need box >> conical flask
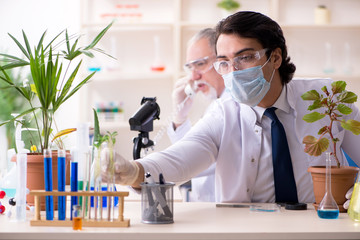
[348,169,360,221]
[317,152,339,219]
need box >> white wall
[0,0,82,172]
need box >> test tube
[70,149,78,220]
[44,149,54,220]
[16,152,27,221]
[57,149,66,220]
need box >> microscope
[129,97,160,160]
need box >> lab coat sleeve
[138,103,223,184]
[166,119,192,144]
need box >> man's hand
[101,149,140,186]
[343,186,354,210]
[172,75,195,126]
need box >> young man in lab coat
[167,28,227,202]
[104,11,360,204]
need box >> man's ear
[272,48,282,69]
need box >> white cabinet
[79,0,360,159]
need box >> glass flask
[348,171,360,221]
[317,152,339,219]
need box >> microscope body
[129,97,160,160]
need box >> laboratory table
[0,202,359,240]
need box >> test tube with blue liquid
[44,149,54,220]
[70,149,78,220]
[57,149,66,220]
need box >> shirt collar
[252,85,290,122]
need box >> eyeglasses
[183,56,214,74]
[213,48,269,75]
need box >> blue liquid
[317,209,339,219]
[88,67,101,72]
[70,162,78,220]
[1,188,16,198]
[57,156,66,220]
[44,157,53,220]
[90,186,118,207]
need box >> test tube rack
[29,190,130,227]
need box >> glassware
[15,151,27,221]
[44,149,54,221]
[348,171,360,221]
[72,205,82,230]
[70,149,78,220]
[317,152,339,219]
[57,149,66,220]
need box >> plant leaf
[52,128,77,142]
[301,90,320,101]
[337,104,352,115]
[302,135,329,156]
[341,119,360,135]
[331,80,346,95]
[84,21,114,50]
[93,108,101,147]
[308,99,322,111]
[303,112,325,123]
[338,91,357,103]
[8,33,30,60]
[22,30,33,58]
[318,126,328,135]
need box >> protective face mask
[222,56,275,107]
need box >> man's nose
[191,70,202,80]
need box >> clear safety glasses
[213,48,269,75]
[183,56,215,74]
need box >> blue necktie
[264,107,298,203]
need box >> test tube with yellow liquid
[348,174,360,221]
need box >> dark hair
[215,11,296,84]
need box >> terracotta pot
[12,151,71,210]
[308,166,359,213]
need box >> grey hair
[187,28,216,53]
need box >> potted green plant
[0,22,113,208]
[217,0,241,17]
[301,80,360,212]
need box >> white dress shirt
[139,78,360,203]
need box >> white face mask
[222,56,275,107]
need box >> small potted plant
[0,22,113,208]
[217,0,241,17]
[301,80,360,212]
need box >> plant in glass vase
[0,22,113,208]
[301,80,360,212]
[91,108,118,220]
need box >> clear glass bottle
[317,152,339,219]
[348,173,360,221]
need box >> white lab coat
[167,91,230,202]
[139,78,360,203]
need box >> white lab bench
[0,202,359,240]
